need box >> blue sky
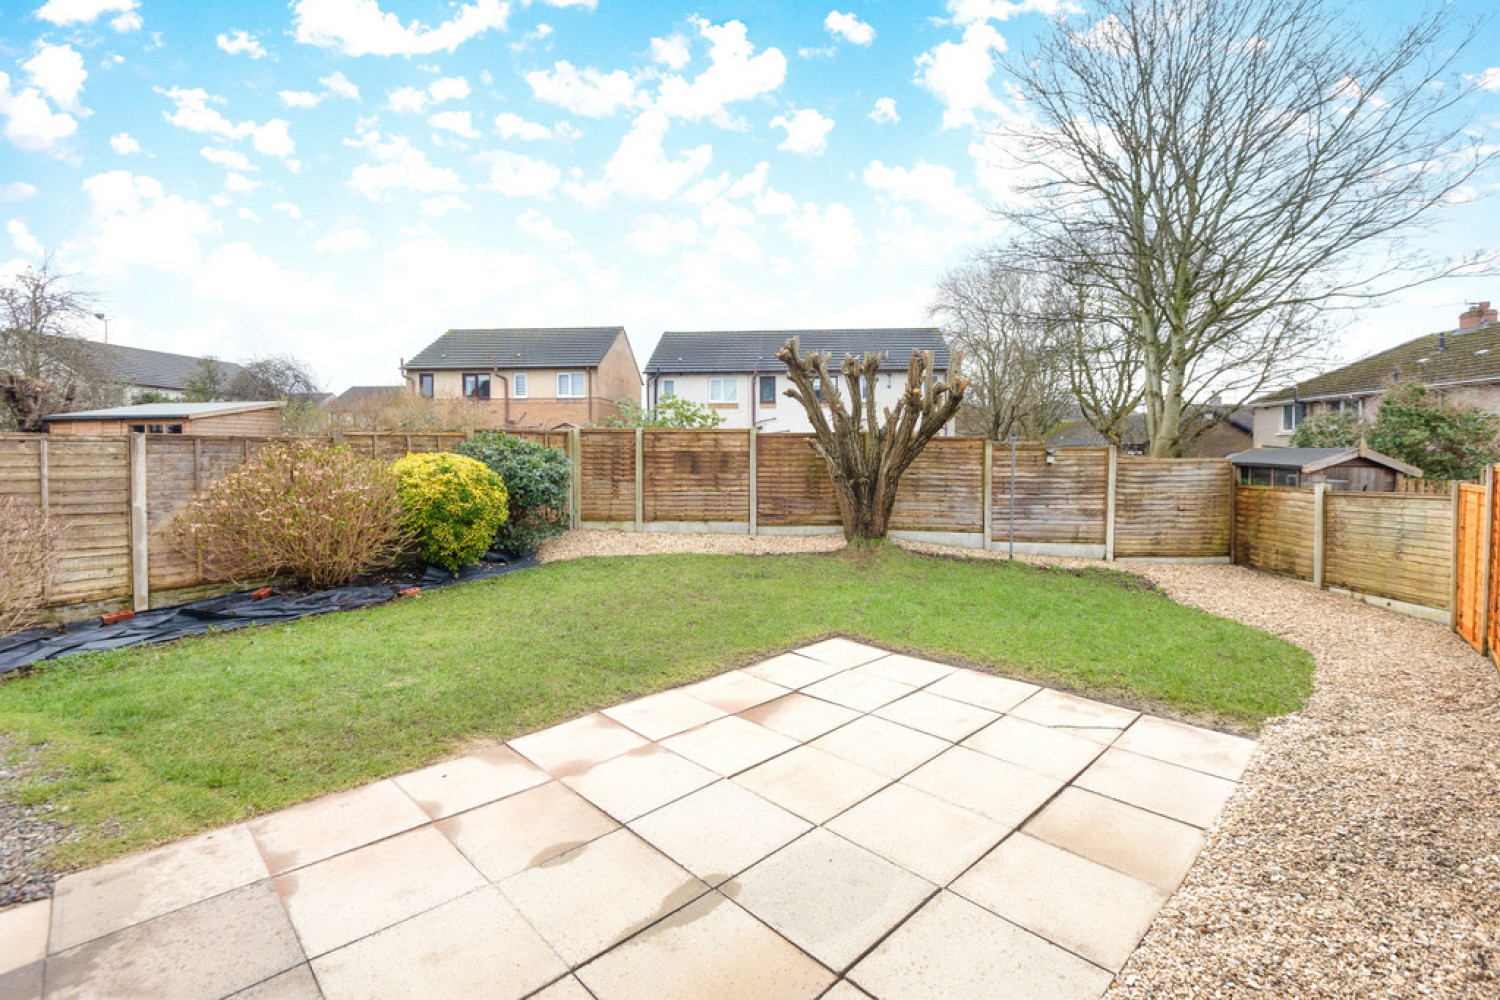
[1,0,1497,393]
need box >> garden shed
[1228,443,1421,491]
[44,401,284,437]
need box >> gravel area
[536,528,846,562]
[0,737,74,908]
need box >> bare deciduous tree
[225,354,322,401]
[1052,275,1145,449]
[997,0,1489,455]
[0,258,106,431]
[929,254,1071,441]
[778,338,968,543]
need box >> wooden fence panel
[891,438,984,533]
[1234,486,1316,578]
[0,437,42,499]
[1324,493,1452,609]
[578,429,636,522]
[145,437,202,591]
[44,438,132,605]
[1116,458,1231,557]
[1454,484,1485,650]
[756,434,840,527]
[643,430,750,522]
[990,446,1108,545]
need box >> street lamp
[93,312,108,344]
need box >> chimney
[1460,301,1497,331]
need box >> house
[49,336,244,401]
[401,327,641,429]
[326,385,407,415]
[1251,301,1500,447]
[1229,443,1421,491]
[44,401,284,437]
[1043,407,1251,457]
[643,328,951,433]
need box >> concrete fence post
[569,427,581,530]
[982,440,993,549]
[1312,482,1328,589]
[129,432,150,612]
[634,428,645,531]
[748,427,758,536]
[1104,446,1118,561]
[1450,480,1462,630]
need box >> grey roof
[1227,445,1420,476]
[327,385,406,412]
[405,328,626,371]
[45,401,282,422]
[46,336,246,391]
[646,329,950,374]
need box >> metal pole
[1009,434,1017,560]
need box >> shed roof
[646,328,950,374]
[1258,322,1500,404]
[405,328,625,371]
[1227,444,1421,477]
[45,401,283,422]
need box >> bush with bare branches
[0,496,65,637]
[172,441,407,589]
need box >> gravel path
[0,737,74,908]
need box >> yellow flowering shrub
[392,452,509,572]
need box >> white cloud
[782,201,863,272]
[348,132,463,201]
[869,97,899,124]
[0,72,78,151]
[567,111,711,204]
[24,45,87,112]
[770,109,834,156]
[314,227,373,253]
[193,242,338,316]
[291,0,509,57]
[428,77,471,103]
[515,208,574,246]
[251,120,295,159]
[625,214,698,256]
[111,11,141,31]
[825,11,875,46]
[8,219,44,257]
[420,194,470,215]
[388,76,469,113]
[494,112,554,140]
[483,150,561,197]
[863,160,984,219]
[914,21,1007,129]
[224,172,260,194]
[80,170,219,274]
[272,201,303,219]
[280,90,320,110]
[1477,68,1500,92]
[323,72,361,101]
[216,30,268,60]
[650,34,692,70]
[429,110,478,137]
[655,18,786,126]
[0,182,38,202]
[158,87,244,138]
[34,0,137,26]
[280,72,360,109]
[201,146,252,171]
[947,0,1078,23]
[526,61,637,118]
[531,0,594,7]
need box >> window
[759,375,777,405]
[810,377,824,402]
[463,373,491,400]
[557,372,585,398]
[1280,402,1306,431]
[660,378,676,398]
[709,378,738,403]
[1329,398,1362,417]
[419,373,434,399]
[1274,469,1300,487]
[167,424,183,434]
[513,373,528,398]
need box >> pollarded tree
[0,258,106,431]
[778,338,968,544]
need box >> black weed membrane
[0,554,539,676]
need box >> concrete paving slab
[903,746,1063,830]
[826,782,1007,885]
[725,828,934,972]
[602,689,726,741]
[248,780,428,876]
[925,669,1040,713]
[963,715,1108,781]
[742,651,850,689]
[311,887,565,1000]
[734,745,889,824]
[392,744,549,820]
[802,670,915,713]
[681,670,790,714]
[508,713,649,778]
[576,891,835,1000]
[874,690,999,742]
[1010,688,1140,730]
[821,982,874,999]
[0,899,49,975]
[953,833,1166,970]
[498,828,708,967]
[1114,715,1257,781]
[228,964,323,999]
[274,826,485,957]
[50,824,268,953]
[810,715,948,779]
[794,638,890,668]
[630,780,812,885]
[661,715,799,776]
[436,780,619,882]
[563,744,718,822]
[737,691,859,743]
[854,653,956,687]
[46,881,303,1000]
[0,962,41,1000]
[1023,787,1206,893]
[848,890,1113,1000]
[531,975,594,999]
[1075,747,1239,828]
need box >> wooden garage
[1229,443,1421,491]
[44,401,285,437]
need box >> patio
[0,638,1254,999]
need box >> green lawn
[0,546,1312,868]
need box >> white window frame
[557,372,585,398]
[709,377,738,403]
[660,378,676,398]
[513,373,528,398]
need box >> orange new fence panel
[1454,483,1486,651]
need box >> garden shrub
[0,495,66,637]
[454,432,570,555]
[392,452,509,571]
[171,441,406,589]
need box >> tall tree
[223,354,322,401]
[1052,275,1145,449]
[778,338,968,543]
[997,0,1488,456]
[929,254,1070,440]
[0,259,107,431]
[182,356,232,402]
